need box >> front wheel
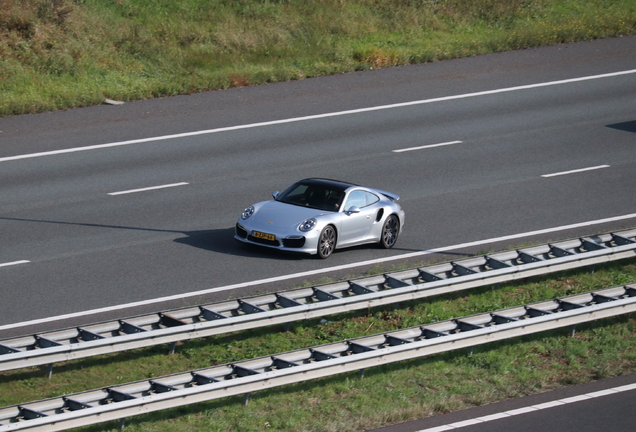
[380,215,399,249]
[317,225,336,259]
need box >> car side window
[344,190,378,210]
[364,191,379,206]
[344,190,365,209]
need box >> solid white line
[505,407,538,415]
[533,400,565,409]
[542,165,610,178]
[561,395,591,403]
[616,383,636,392]
[393,141,463,153]
[478,413,510,421]
[1,212,635,331]
[1,69,635,163]
[451,419,483,427]
[107,182,189,195]
[414,382,636,432]
[0,260,30,268]
[586,388,619,397]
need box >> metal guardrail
[1,229,635,373]
[1,283,635,431]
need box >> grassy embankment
[1,259,635,431]
[1,0,635,116]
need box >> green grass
[1,0,635,116]
[1,259,635,431]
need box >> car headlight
[241,205,255,220]
[299,218,317,232]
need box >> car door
[338,190,380,246]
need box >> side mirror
[345,206,361,215]
[272,191,280,199]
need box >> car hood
[252,200,330,228]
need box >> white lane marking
[393,141,463,153]
[542,165,610,178]
[478,413,510,421]
[0,260,30,268]
[533,400,566,409]
[1,212,635,331]
[561,395,591,403]
[107,182,189,196]
[1,69,635,163]
[414,383,636,432]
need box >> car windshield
[276,181,345,212]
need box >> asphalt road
[1,36,635,335]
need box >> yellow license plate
[253,231,275,241]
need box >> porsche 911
[235,178,405,258]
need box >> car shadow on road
[174,228,307,261]
[607,120,636,133]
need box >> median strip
[1,284,634,431]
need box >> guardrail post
[242,392,251,406]
[169,342,177,355]
[358,369,365,379]
[119,417,126,430]
[284,322,291,332]
[46,363,54,379]
[570,325,576,337]
[467,346,474,356]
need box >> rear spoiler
[376,189,400,202]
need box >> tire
[317,225,336,259]
[380,215,399,249]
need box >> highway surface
[1,36,635,337]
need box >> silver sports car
[235,178,405,258]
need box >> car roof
[297,178,359,192]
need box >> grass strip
[1,0,635,116]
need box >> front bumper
[235,223,317,254]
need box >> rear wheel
[317,225,336,259]
[380,215,399,249]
